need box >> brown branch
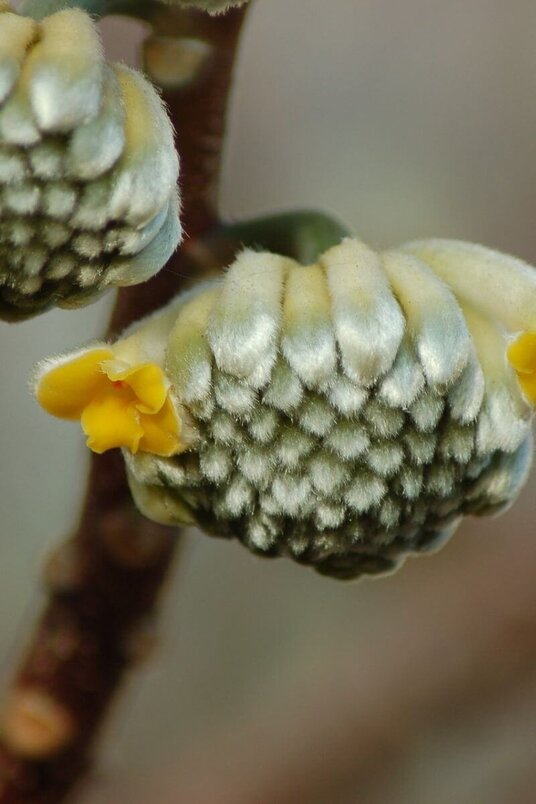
[0,6,249,803]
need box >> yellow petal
[81,391,144,454]
[101,360,167,414]
[37,349,113,420]
[507,331,536,375]
[138,397,181,457]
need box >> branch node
[2,689,76,760]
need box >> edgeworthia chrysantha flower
[36,238,536,580]
[0,7,180,321]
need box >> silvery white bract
[0,8,180,321]
[118,238,536,580]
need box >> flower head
[36,348,182,457]
[0,7,180,321]
[35,238,536,580]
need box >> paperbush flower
[0,7,180,321]
[37,349,181,456]
[35,298,185,455]
[36,238,536,580]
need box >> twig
[0,6,249,802]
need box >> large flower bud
[0,8,180,321]
[35,238,536,580]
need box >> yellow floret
[507,331,536,404]
[36,348,182,456]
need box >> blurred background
[2,1,536,801]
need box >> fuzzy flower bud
[0,8,180,321]
[35,238,536,580]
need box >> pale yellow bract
[36,349,181,457]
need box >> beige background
[2,1,536,801]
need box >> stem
[0,6,249,803]
[202,210,352,266]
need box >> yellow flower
[507,331,536,405]
[36,348,182,457]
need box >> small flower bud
[0,8,180,321]
[35,238,536,580]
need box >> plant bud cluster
[114,238,536,579]
[0,8,180,320]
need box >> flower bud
[0,8,180,321]
[35,238,536,580]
